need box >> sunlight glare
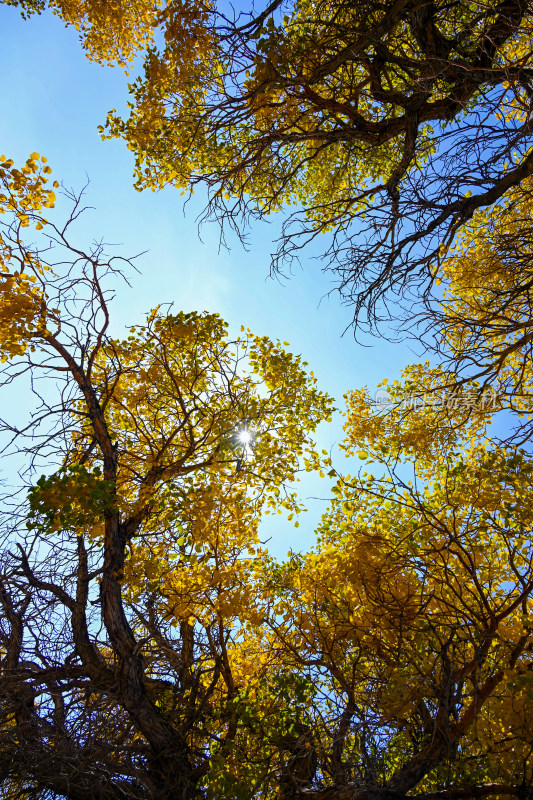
[237,429,253,446]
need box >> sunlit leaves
[77,308,334,627]
[49,0,163,66]
[436,178,533,417]
[0,153,58,361]
[27,464,116,534]
[263,391,533,788]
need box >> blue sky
[1,5,416,554]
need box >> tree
[7,0,531,328]
[265,393,533,799]
[0,153,333,799]
[8,0,533,401]
[1,155,533,800]
[429,177,533,433]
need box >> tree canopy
[9,0,530,327]
[0,154,334,798]
[2,1,533,798]
[6,0,533,345]
[1,155,532,799]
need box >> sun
[237,428,253,446]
